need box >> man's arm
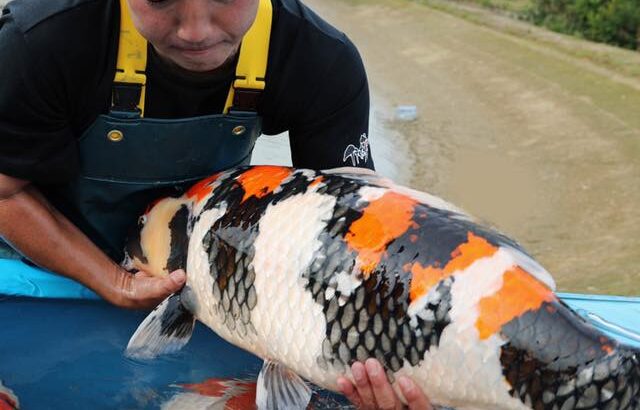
[0,173,185,308]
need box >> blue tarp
[1,258,639,348]
[1,259,639,408]
[0,258,99,300]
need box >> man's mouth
[174,43,219,55]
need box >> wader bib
[66,0,273,260]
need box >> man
[0,0,430,407]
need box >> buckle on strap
[232,88,262,112]
[111,83,143,115]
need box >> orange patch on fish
[236,166,292,203]
[309,176,324,187]
[409,233,498,301]
[186,172,222,202]
[446,232,499,273]
[599,336,614,355]
[475,267,556,340]
[345,191,418,276]
[0,394,17,410]
[409,264,449,301]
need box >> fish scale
[125,165,640,410]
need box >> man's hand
[112,268,186,309]
[337,359,433,410]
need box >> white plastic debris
[394,105,418,121]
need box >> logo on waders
[343,133,370,166]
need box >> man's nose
[176,1,214,44]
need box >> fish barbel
[124,165,640,410]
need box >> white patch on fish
[334,270,362,299]
[357,186,388,203]
[251,191,342,388]
[379,178,469,218]
[505,246,556,290]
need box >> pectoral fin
[125,293,195,359]
[256,360,312,410]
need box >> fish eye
[138,215,148,226]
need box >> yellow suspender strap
[114,0,271,116]
[115,0,148,116]
[223,0,273,114]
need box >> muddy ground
[306,0,640,295]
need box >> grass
[407,0,640,81]
[455,0,532,15]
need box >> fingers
[340,360,433,410]
[116,269,186,309]
[337,377,362,408]
[351,361,377,409]
[398,376,432,410]
[144,269,186,302]
[166,269,187,291]
[365,359,402,410]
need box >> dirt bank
[305,0,640,295]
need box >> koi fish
[162,378,257,410]
[124,165,640,410]
[161,377,346,409]
[0,381,19,410]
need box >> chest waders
[63,0,273,260]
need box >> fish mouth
[121,253,137,273]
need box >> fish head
[122,196,193,277]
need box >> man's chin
[172,57,229,73]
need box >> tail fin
[500,298,640,409]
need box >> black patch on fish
[198,168,323,339]
[500,300,640,409]
[201,168,314,227]
[201,169,247,214]
[315,173,367,199]
[124,220,148,266]
[203,226,258,338]
[386,204,522,272]
[309,267,454,378]
[166,204,190,272]
[160,293,196,339]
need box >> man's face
[127,0,259,72]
